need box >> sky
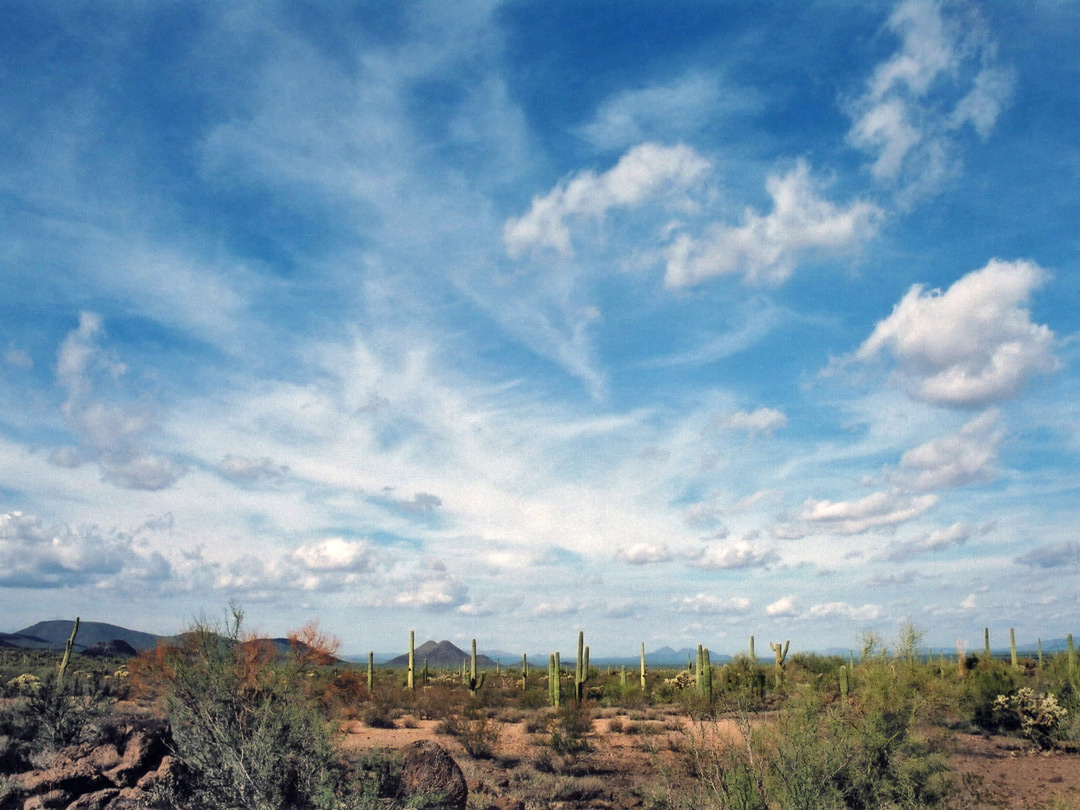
[1,0,1078,658]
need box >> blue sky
[2,0,1078,656]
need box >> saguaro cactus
[1068,633,1076,678]
[640,642,647,691]
[407,630,416,690]
[58,617,80,681]
[749,635,756,665]
[575,631,590,702]
[770,640,789,688]
[696,645,713,700]
[548,652,562,707]
[367,651,375,693]
[464,638,486,697]
[521,653,529,693]
[839,664,849,700]
[1010,628,1018,670]
[984,627,991,662]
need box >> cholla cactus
[993,688,1068,749]
[664,671,695,690]
[7,673,42,693]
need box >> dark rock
[66,788,120,809]
[81,641,138,659]
[17,745,109,797]
[399,740,467,810]
[104,729,167,789]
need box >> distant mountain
[14,621,171,653]
[0,631,56,650]
[385,639,497,669]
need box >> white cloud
[808,602,883,620]
[847,0,1013,192]
[4,342,32,369]
[960,593,977,610]
[503,142,710,258]
[218,455,289,482]
[721,407,788,435]
[0,511,171,589]
[896,410,1002,489]
[577,72,761,150]
[52,314,187,491]
[1016,541,1080,569]
[686,540,779,570]
[664,160,880,287]
[800,490,938,535]
[855,260,1057,407]
[674,593,752,615]
[616,542,674,565]
[394,576,468,612]
[884,521,971,562]
[766,596,799,617]
[291,538,375,572]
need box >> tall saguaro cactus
[575,630,590,702]
[367,651,375,693]
[58,617,80,681]
[984,627,991,662]
[696,645,713,700]
[548,652,562,707]
[521,653,529,693]
[749,635,756,665]
[464,638,486,697]
[770,640,790,688]
[1010,628,1018,670]
[640,642,647,692]
[1068,633,1076,679]
[407,630,415,690]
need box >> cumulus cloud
[1015,541,1080,569]
[766,596,799,617]
[0,511,171,588]
[847,0,1013,194]
[884,521,971,561]
[800,490,938,535]
[674,593,752,615]
[686,539,779,570]
[503,142,710,258]
[808,602,883,620]
[896,410,1002,489]
[720,407,788,435]
[291,538,375,572]
[854,260,1056,407]
[684,501,725,530]
[218,455,289,482]
[616,542,674,565]
[664,160,881,287]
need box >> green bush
[151,606,394,810]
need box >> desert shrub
[0,669,114,762]
[150,606,370,810]
[362,703,397,729]
[548,704,592,763]
[438,704,500,759]
[992,688,1068,749]
[959,662,1022,732]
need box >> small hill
[385,639,497,669]
[0,632,55,650]
[82,640,139,659]
[15,620,170,652]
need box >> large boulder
[399,740,467,810]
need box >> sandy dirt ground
[339,714,1080,809]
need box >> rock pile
[1,720,176,810]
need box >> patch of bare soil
[341,717,1080,810]
[949,733,1080,810]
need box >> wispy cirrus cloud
[846,0,1013,197]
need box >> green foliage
[992,688,1068,749]
[155,606,371,810]
[438,703,501,759]
[960,661,1022,732]
[548,704,592,763]
[0,669,114,761]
